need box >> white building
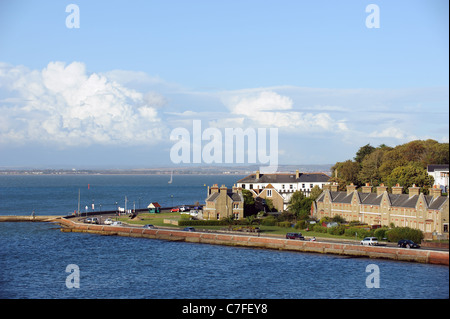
[427,164,449,193]
[236,170,330,209]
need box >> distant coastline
[0,165,333,176]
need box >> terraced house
[313,183,449,239]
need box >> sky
[0,0,448,170]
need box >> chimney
[232,184,238,193]
[408,184,420,197]
[330,183,339,192]
[220,184,227,194]
[377,183,387,196]
[322,183,331,191]
[296,169,300,179]
[211,184,219,194]
[392,184,403,195]
[346,183,356,195]
[430,185,442,198]
[362,183,372,194]
[256,170,260,180]
[207,186,210,196]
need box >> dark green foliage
[386,227,424,243]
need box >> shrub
[374,227,389,240]
[344,227,373,239]
[386,227,424,243]
[261,216,277,226]
[327,225,346,236]
[277,221,292,228]
[313,225,328,233]
[295,220,307,230]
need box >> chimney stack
[362,183,372,194]
[256,170,260,180]
[322,183,331,191]
[377,183,387,196]
[330,183,339,192]
[430,185,442,198]
[211,184,219,194]
[392,184,403,195]
[408,184,420,197]
[220,184,227,194]
[346,183,356,195]
[296,169,300,179]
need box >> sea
[0,174,448,301]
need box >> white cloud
[0,61,165,146]
[369,127,418,141]
[222,90,348,132]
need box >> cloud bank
[0,61,164,146]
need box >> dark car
[183,227,195,232]
[397,239,420,249]
[286,232,305,240]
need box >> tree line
[329,139,449,193]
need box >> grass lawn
[118,212,362,242]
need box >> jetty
[0,215,63,222]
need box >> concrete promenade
[57,217,449,266]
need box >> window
[290,184,293,189]
[250,184,253,189]
[444,224,448,233]
[216,213,220,220]
[242,184,246,189]
[302,184,305,188]
[282,184,285,189]
[267,189,272,197]
[310,184,313,189]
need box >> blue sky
[0,0,448,169]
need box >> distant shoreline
[0,165,333,176]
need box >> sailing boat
[168,171,173,184]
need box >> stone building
[204,184,244,220]
[313,183,449,238]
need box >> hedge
[386,227,424,243]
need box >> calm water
[0,175,448,299]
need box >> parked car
[183,227,195,232]
[360,237,378,246]
[397,239,420,249]
[143,224,156,229]
[84,217,92,223]
[91,217,99,224]
[111,221,123,226]
[179,206,189,212]
[286,232,305,240]
[171,207,180,212]
[104,218,113,225]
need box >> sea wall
[57,218,449,266]
[0,215,62,222]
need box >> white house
[236,170,330,210]
[428,164,449,193]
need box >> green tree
[354,144,376,163]
[309,185,323,201]
[357,148,386,185]
[385,162,434,193]
[288,191,313,220]
[332,160,361,186]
